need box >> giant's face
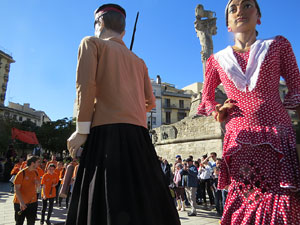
[227,0,260,33]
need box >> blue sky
[1,0,300,121]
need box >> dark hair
[216,158,222,161]
[189,155,194,160]
[94,4,126,34]
[102,11,126,34]
[27,156,39,167]
[48,163,56,169]
[202,154,208,159]
[177,157,182,161]
[186,157,193,162]
[211,152,217,157]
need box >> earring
[227,27,232,32]
[257,18,261,25]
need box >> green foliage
[0,117,75,156]
[37,117,76,155]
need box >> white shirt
[198,165,212,180]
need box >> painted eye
[244,3,253,9]
[228,7,236,14]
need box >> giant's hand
[67,132,88,159]
[214,99,237,122]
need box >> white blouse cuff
[76,122,91,134]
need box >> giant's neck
[233,30,257,52]
[99,29,123,40]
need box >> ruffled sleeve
[197,55,222,115]
[278,36,300,109]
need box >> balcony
[163,104,190,111]
[5,64,10,72]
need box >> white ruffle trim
[214,37,276,92]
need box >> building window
[179,100,184,109]
[166,112,171,124]
[177,112,186,121]
[19,116,23,122]
[13,115,17,120]
[165,99,170,107]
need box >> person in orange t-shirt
[11,158,24,175]
[54,161,63,204]
[45,155,57,172]
[10,158,24,193]
[35,158,44,199]
[20,160,27,170]
[40,164,58,225]
[13,156,40,225]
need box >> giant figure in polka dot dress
[197,0,300,224]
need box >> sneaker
[187,212,197,217]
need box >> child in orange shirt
[40,164,58,225]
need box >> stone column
[194,4,217,81]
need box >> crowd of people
[159,152,227,217]
[5,153,79,225]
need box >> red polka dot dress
[198,36,300,225]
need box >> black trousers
[14,202,37,225]
[55,181,61,203]
[41,197,55,223]
[199,179,214,205]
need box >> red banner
[11,128,39,145]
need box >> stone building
[146,76,192,129]
[0,102,51,127]
[161,82,192,125]
[147,76,162,129]
[0,48,15,106]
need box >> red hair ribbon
[98,7,126,18]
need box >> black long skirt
[65,123,181,225]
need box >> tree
[36,117,75,157]
[0,117,38,156]
[0,116,75,158]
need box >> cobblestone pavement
[0,182,220,225]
